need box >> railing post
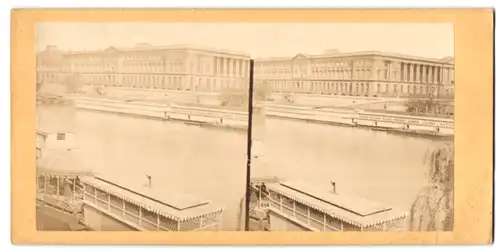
[177,219,181,231]
[340,220,344,231]
[200,216,204,229]
[323,213,326,231]
[293,200,296,217]
[279,195,283,212]
[156,213,160,231]
[307,207,311,225]
[122,199,125,217]
[94,186,97,203]
[139,207,142,226]
[107,193,111,210]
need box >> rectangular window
[56,133,66,141]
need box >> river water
[37,104,451,231]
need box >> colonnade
[213,57,250,78]
[400,63,453,85]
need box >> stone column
[223,58,228,77]
[400,62,405,82]
[420,65,425,83]
[218,58,223,77]
[429,66,436,84]
[441,67,445,86]
[405,63,410,82]
[213,57,218,76]
[415,64,421,83]
[431,66,435,84]
[229,59,234,77]
[449,67,453,85]
[439,67,443,84]
[241,59,245,77]
[422,65,427,83]
[430,66,434,84]
[435,67,439,84]
[234,60,238,77]
[235,59,239,77]
[445,67,449,84]
[215,57,222,76]
[406,63,411,82]
[243,60,247,78]
[429,65,433,84]
[219,57,223,76]
[222,58,225,77]
[387,62,392,80]
[238,60,242,77]
[409,64,414,83]
[423,66,428,84]
[235,60,240,77]
[451,68,455,85]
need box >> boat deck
[265,181,408,229]
[80,175,224,221]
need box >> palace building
[37,45,454,99]
[254,49,454,99]
[36,44,251,92]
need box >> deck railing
[261,190,404,232]
[82,184,223,231]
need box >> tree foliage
[253,81,272,102]
[219,88,248,108]
[408,143,454,231]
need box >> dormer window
[57,133,66,141]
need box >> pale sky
[36,22,453,59]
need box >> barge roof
[80,175,224,221]
[266,181,408,228]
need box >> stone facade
[254,51,454,99]
[36,44,251,93]
[36,45,454,99]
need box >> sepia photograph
[36,22,252,231]
[246,23,454,232]
[34,22,455,233]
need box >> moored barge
[250,178,408,231]
[36,130,225,231]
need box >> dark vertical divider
[244,59,255,231]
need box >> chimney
[331,181,337,194]
[147,175,152,187]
